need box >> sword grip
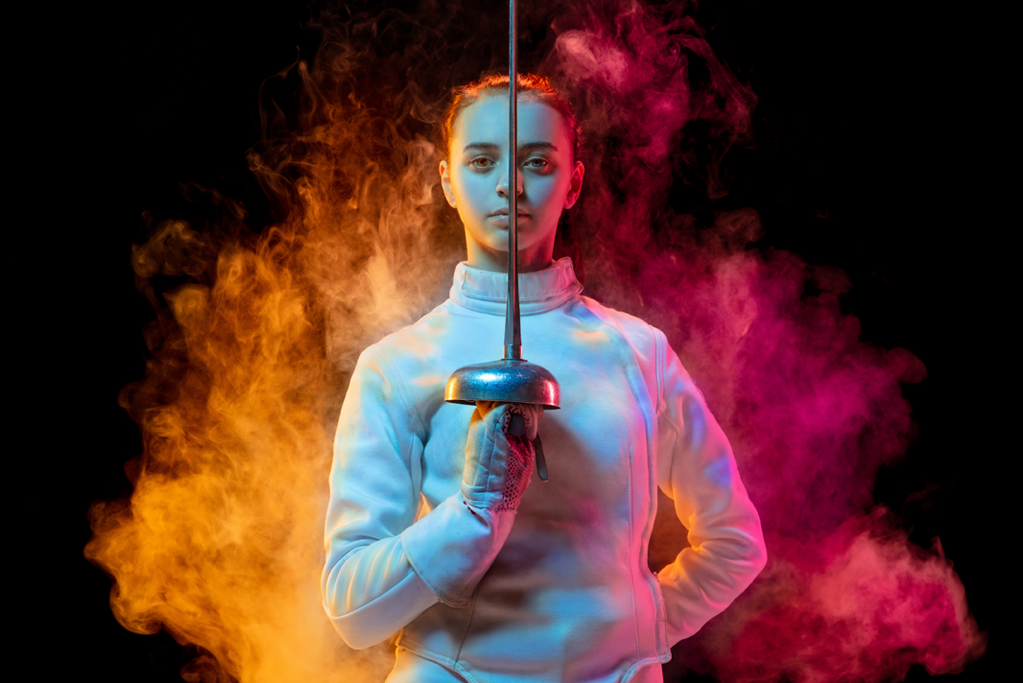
[533,435,548,482]
[507,413,549,481]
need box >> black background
[30,1,1006,681]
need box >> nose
[496,165,524,198]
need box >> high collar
[449,257,583,316]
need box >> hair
[441,73,582,161]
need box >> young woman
[322,74,767,683]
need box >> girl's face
[440,95,584,272]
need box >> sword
[444,0,558,481]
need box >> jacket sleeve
[654,335,767,645]
[321,345,516,649]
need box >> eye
[469,156,495,170]
[524,157,551,171]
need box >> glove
[461,401,542,512]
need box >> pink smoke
[542,2,986,681]
[713,515,981,682]
[89,1,988,681]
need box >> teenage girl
[322,74,766,683]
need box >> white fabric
[323,258,767,682]
[461,402,538,512]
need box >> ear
[439,160,457,208]
[563,160,585,209]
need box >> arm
[654,336,767,644]
[321,346,534,649]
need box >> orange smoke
[85,2,988,682]
[88,221,359,681]
[85,11,462,682]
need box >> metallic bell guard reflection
[444,0,558,481]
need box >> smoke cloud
[85,1,985,681]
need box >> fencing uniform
[322,258,766,682]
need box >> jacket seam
[604,314,669,663]
[377,345,428,439]
[628,441,640,663]
[621,653,673,682]
[377,345,429,517]
[650,327,671,656]
[394,640,468,680]
[655,329,666,415]
[454,587,476,664]
[579,304,655,665]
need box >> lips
[488,210,530,218]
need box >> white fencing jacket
[323,258,766,682]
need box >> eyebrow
[462,141,559,153]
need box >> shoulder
[577,294,667,358]
[345,306,460,435]
[358,300,458,368]
[349,299,469,420]
[575,294,669,405]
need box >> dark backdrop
[30,1,1005,681]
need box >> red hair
[441,74,581,161]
